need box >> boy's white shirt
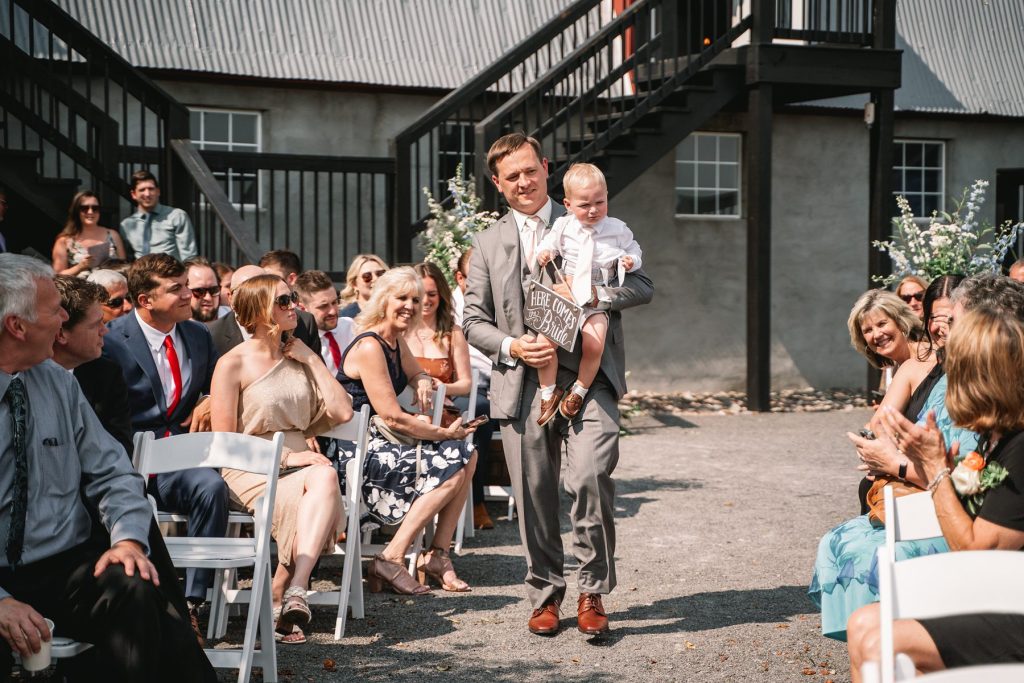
[536,214,643,305]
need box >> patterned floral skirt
[808,513,949,641]
[327,421,474,529]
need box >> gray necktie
[141,213,153,255]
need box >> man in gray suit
[463,134,653,636]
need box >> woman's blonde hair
[353,266,423,331]
[340,254,389,304]
[847,289,922,368]
[233,274,285,337]
[945,307,1024,433]
[895,274,928,297]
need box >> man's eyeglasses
[79,204,101,214]
[190,287,220,299]
[359,269,387,284]
[275,291,299,309]
[899,291,924,303]
[104,296,126,308]
[930,314,954,327]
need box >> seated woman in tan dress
[404,262,473,425]
[210,274,353,644]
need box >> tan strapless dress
[221,359,342,567]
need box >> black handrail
[391,0,607,260]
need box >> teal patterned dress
[808,373,978,641]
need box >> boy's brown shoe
[559,391,584,419]
[537,387,565,426]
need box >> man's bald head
[227,265,266,309]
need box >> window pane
[924,143,941,167]
[676,190,696,215]
[697,135,716,161]
[904,143,923,167]
[719,136,739,162]
[233,114,258,145]
[907,195,923,216]
[203,142,230,152]
[719,190,740,215]
[203,112,230,143]
[678,135,696,161]
[696,189,717,214]
[719,164,738,189]
[677,162,695,187]
[924,169,941,193]
[189,111,201,138]
[905,170,922,193]
[892,168,903,193]
[697,162,716,188]
[923,194,941,215]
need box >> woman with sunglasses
[338,254,389,318]
[210,274,353,644]
[51,191,126,276]
[895,274,928,319]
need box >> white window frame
[189,107,263,209]
[674,132,742,219]
[893,139,945,219]
[435,122,475,194]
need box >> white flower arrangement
[419,163,498,286]
[873,180,1023,286]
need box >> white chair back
[396,383,446,424]
[877,549,1024,682]
[883,485,944,561]
[915,664,1024,682]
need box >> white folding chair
[915,664,1024,682]
[136,431,282,683]
[453,369,479,553]
[883,485,944,562]
[873,549,1024,683]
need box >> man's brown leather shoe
[528,601,561,635]
[537,387,565,426]
[577,593,609,635]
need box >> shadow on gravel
[588,585,811,642]
[622,412,700,433]
[614,476,703,520]
[340,651,617,683]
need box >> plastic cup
[20,618,54,672]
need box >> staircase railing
[772,0,874,45]
[0,0,259,263]
[476,0,752,204]
[391,0,608,260]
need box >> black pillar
[746,83,773,412]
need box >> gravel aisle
[221,408,870,682]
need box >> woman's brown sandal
[417,546,471,592]
[272,606,307,645]
[279,585,312,628]
[368,554,431,595]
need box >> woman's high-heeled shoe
[367,554,431,595]
[417,546,471,592]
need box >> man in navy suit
[102,253,227,629]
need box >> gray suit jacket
[463,209,654,420]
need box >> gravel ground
[202,407,870,683]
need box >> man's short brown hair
[258,250,302,279]
[54,276,107,329]
[129,169,159,192]
[486,133,543,176]
[127,253,186,305]
[294,270,336,302]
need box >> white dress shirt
[500,199,554,366]
[134,310,192,405]
[453,287,493,380]
[319,318,356,376]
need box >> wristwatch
[898,461,908,480]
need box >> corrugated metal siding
[56,0,573,89]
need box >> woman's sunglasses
[79,204,101,213]
[359,269,387,284]
[104,296,126,308]
[275,291,299,309]
[899,291,924,303]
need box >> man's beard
[192,307,218,322]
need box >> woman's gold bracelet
[928,467,951,494]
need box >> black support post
[746,82,773,412]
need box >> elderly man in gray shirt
[0,254,214,681]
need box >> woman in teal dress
[809,276,977,640]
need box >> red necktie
[163,335,182,417]
[326,332,342,372]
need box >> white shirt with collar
[453,287,493,380]
[499,199,554,367]
[319,318,356,376]
[134,310,192,405]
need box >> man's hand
[94,540,158,586]
[0,598,50,659]
[186,396,212,432]
[510,333,556,368]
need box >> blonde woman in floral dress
[330,267,478,595]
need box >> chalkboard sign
[523,279,584,352]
